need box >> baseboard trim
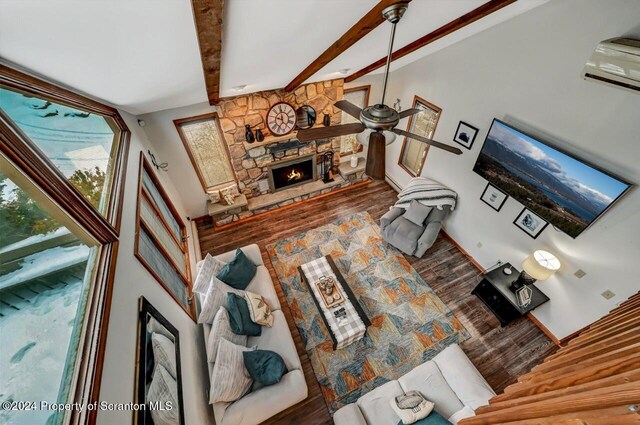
[384,174,403,193]
[440,230,486,273]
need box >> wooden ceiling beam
[345,0,517,83]
[284,0,412,92]
[191,0,224,105]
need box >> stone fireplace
[207,79,368,226]
[268,154,317,192]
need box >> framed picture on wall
[480,183,508,211]
[453,121,479,150]
[513,207,549,239]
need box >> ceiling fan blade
[334,100,363,120]
[365,131,386,180]
[393,128,462,155]
[397,108,421,119]
[296,122,365,142]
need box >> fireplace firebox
[267,154,317,192]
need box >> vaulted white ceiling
[0,0,547,115]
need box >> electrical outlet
[601,290,615,300]
[477,242,483,248]
[574,269,586,278]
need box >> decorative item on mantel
[323,113,331,127]
[255,128,264,142]
[321,150,335,183]
[350,155,359,168]
[207,182,241,206]
[245,124,255,143]
[296,105,317,129]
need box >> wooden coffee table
[298,255,370,350]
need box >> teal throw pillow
[405,411,453,425]
[216,249,257,290]
[243,350,288,386]
[226,293,261,336]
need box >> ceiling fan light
[357,129,396,146]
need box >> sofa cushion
[245,266,281,311]
[217,249,258,290]
[404,200,433,226]
[194,253,227,294]
[398,361,464,419]
[198,276,245,324]
[356,380,405,425]
[215,244,264,268]
[384,216,423,255]
[207,307,247,363]
[433,345,495,410]
[227,293,262,336]
[216,370,307,425]
[247,310,301,372]
[209,338,254,404]
[333,403,368,425]
[243,350,288,386]
[409,411,452,425]
[244,291,274,327]
[390,390,434,424]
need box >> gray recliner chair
[380,203,452,258]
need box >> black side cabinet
[472,263,550,327]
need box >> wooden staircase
[459,291,640,425]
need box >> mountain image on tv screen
[473,120,630,238]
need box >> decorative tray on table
[314,276,344,309]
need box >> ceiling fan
[296,2,462,180]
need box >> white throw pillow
[207,307,247,363]
[193,254,227,294]
[151,333,177,379]
[390,390,434,424]
[147,364,179,425]
[244,291,274,327]
[209,338,254,404]
[198,276,245,324]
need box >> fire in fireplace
[267,154,317,192]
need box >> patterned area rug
[266,212,468,412]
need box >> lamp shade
[356,129,397,146]
[522,250,561,281]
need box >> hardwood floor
[195,180,558,425]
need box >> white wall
[382,0,640,340]
[97,111,213,425]
[139,102,218,219]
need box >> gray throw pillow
[404,200,432,226]
[209,338,255,404]
[207,307,247,363]
[193,254,227,294]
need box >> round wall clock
[266,102,296,136]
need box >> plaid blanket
[395,177,457,211]
[299,256,367,350]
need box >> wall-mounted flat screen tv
[473,119,630,238]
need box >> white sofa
[333,344,495,425]
[197,244,308,425]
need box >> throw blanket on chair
[395,177,457,211]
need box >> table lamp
[510,250,560,292]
